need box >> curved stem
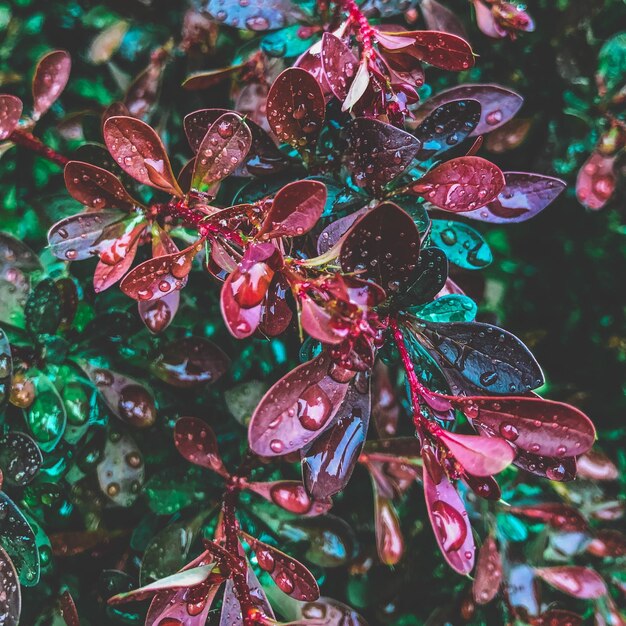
[9,128,69,167]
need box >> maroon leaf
[420,0,468,38]
[183,65,244,91]
[47,210,133,261]
[509,503,588,532]
[422,444,475,574]
[248,353,349,457]
[576,151,616,210]
[258,180,326,239]
[138,291,179,334]
[191,113,252,192]
[587,530,626,558]
[103,116,183,196]
[302,375,371,498]
[173,416,228,477]
[93,237,139,293]
[340,201,420,293]
[64,161,138,210]
[374,492,404,566]
[239,532,319,601]
[259,274,293,337]
[246,480,332,516]
[513,450,577,482]
[150,336,230,387]
[411,156,505,211]
[0,95,22,140]
[147,584,219,626]
[371,362,400,437]
[455,396,596,458]
[531,610,583,626]
[577,449,619,481]
[320,33,360,101]
[378,30,474,71]
[120,241,203,301]
[59,591,79,626]
[81,362,156,428]
[463,172,566,223]
[345,118,421,194]
[473,535,502,604]
[266,68,325,149]
[535,566,607,599]
[219,567,274,626]
[415,84,523,136]
[316,208,366,255]
[438,430,514,476]
[32,50,71,120]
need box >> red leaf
[138,290,179,334]
[345,118,421,194]
[246,480,332,516]
[320,33,360,102]
[577,449,619,481]
[587,530,626,558]
[239,532,320,601]
[266,68,325,149]
[173,416,228,477]
[455,396,596,458]
[258,180,326,239]
[300,297,343,345]
[509,503,588,532]
[411,156,505,211]
[473,535,502,604]
[64,161,138,210]
[379,31,474,71]
[374,493,404,566]
[103,116,182,196]
[258,274,293,337]
[93,236,139,293]
[530,610,583,626]
[438,430,514,476]
[371,362,401,437]
[59,591,79,626]
[422,444,475,574]
[119,241,203,301]
[535,566,607,599]
[415,84,523,136]
[0,95,22,140]
[576,151,616,210]
[191,113,252,192]
[32,50,71,120]
[147,584,219,626]
[248,353,349,457]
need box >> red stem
[342,0,375,57]
[9,128,69,167]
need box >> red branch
[9,128,69,167]
[342,0,375,57]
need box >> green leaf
[430,219,492,270]
[597,32,626,97]
[411,294,477,323]
[261,25,319,58]
[24,371,66,453]
[25,279,62,337]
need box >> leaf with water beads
[219,565,274,626]
[151,336,230,388]
[204,0,302,31]
[420,320,543,394]
[191,113,252,192]
[247,481,332,516]
[0,545,20,626]
[0,492,39,586]
[345,118,421,194]
[430,219,492,270]
[239,532,320,601]
[340,202,420,294]
[32,50,71,120]
[266,68,325,150]
[411,156,505,212]
[415,84,523,136]
[421,444,475,575]
[302,375,371,499]
[93,237,139,293]
[103,116,183,196]
[400,248,449,307]
[147,579,220,626]
[248,353,349,457]
[535,566,607,599]
[295,597,368,625]
[472,535,502,604]
[412,294,477,323]
[64,161,139,211]
[120,240,203,302]
[0,95,22,140]
[96,429,145,507]
[0,233,41,272]
[455,396,596,458]
[320,33,359,102]
[514,450,577,482]
[0,432,42,486]
[576,151,616,211]
[414,99,481,160]
[81,362,156,429]
[173,416,228,477]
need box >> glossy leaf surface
[32,50,71,120]
[535,566,607,599]
[247,481,332,516]
[321,33,359,101]
[430,219,492,269]
[0,432,42,486]
[576,151,616,210]
[173,417,228,477]
[438,429,514,476]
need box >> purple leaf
[420,0,468,38]
[320,33,360,102]
[173,416,228,477]
[32,50,71,120]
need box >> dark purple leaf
[463,172,566,223]
[415,84,523,136]
[320,33,360,101]
[247,480,332,516]
[32,50,71,120]
[455,395,596,457]
[345,118,421,194]
[183,65,244,91]
[103,116,182,196]
[316,208,366,255]
[302,375,371,498]
[401,247,449,306]
[414,99,481,160]
[531,610,583,626]
[411,156,505,212]
[266,68,325,150]
[0,329,11,412]
[173,416,228,477]
[0,95,22,140]
[297,598,369,626]
[535,566,607,599]
[513,450,577,482]
[340,201,420,293]
[64,161,138,210]
[421,320,543,393]
[258,180,326,239]
[248,353,349,457]
[473,535,502,604]
[147,583,219,626]
[420,0,468,38]
[577,449,618,481]
[124,55,165,120]
[219,566,274,626]
[0,232,41,272]
[151,336,230,387]
[371,362,400,437]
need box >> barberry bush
[0,1,624,625]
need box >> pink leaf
[246,480,332,516]
[576,151,616,210]
[535,566,607,600]
[93,236,139,293]
[32,50,71,120]
[0,95,22,140]
[438,430,515,476]
[473,535,502,604]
